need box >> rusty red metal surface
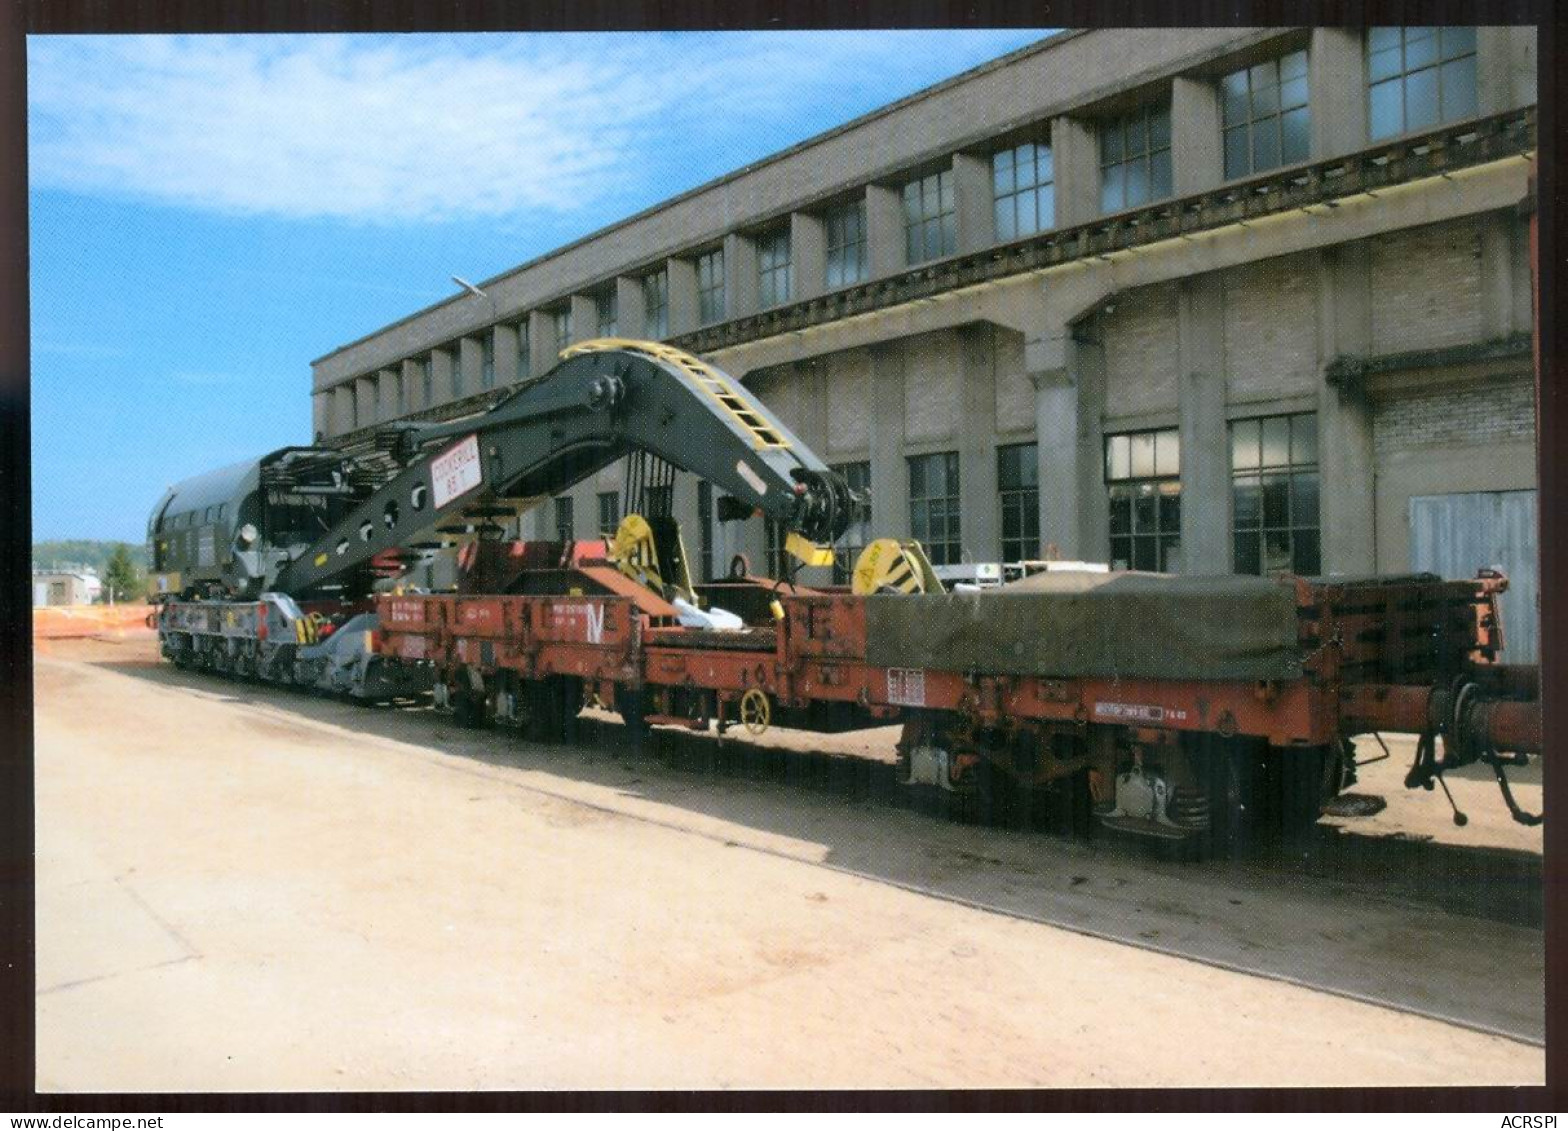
[375,562,1538,757]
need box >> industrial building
[309,26,1539,659]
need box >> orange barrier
[33,604,157,640]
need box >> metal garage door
[1409,490,1538,664]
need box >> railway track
[102,648,1546,1047]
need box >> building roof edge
[310,28,1080,367]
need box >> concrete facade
[310,26,1537,594]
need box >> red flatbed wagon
[376,540,1541,853]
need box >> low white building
[32,567,103,607]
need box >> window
[1100,101,1173,213]
[449,346,464,398]
[908,451,962,565]
[554,496,574,543]
[419,357,432,406]
[516,321,531,380]
[597,491,620,539]
[595,289,618,338]
[643,269,669,338]
[481,335,495,390]
[1231,412,1320,575]
[825,200,868,287]
[903,169,956,264]
[1105,428,1181,572]
[1221,49,1310,179]
[553,307,572,351]
[394,371,405,415]
[831,460,871,584]
[696,249,725,325]
[757,228,791,308]
[998,442,1040,562]
[993,141,1054,241]
[1367,27,1478,140]
[348,388,359,430]
[696,481,714,583]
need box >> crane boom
[275,340,862,597]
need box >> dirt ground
[33,635,1544,1091]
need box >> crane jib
[274,342,867,598]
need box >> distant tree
[101,544,142,604]
[33,539,147,575]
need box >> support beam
[528,310,555,379]
[1050,114,1100,227]
[312,392,330,440]
[377,367,401,419]
[1316,243,1377,575]
[458,336,482,397]
[868,344,909,542]
[615,275,647,340]
[434,348,460,406]
[1177,274,1229,573]
[725,232,759,319]
[568,294,596,345]
[493,322,521,387]
[402,358,427,412]
[1479,209,1518,339]
[667,256,699,337]
[1172,76,1223,196]
[953,151,995,253]
[1309,28,1367,157]
[865,183,906,278]
[958,325,999,558]
[334,385,355,436]
[791,210,827,301]
[355,376,377,428]
[1029,322,1105,561]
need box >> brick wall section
[825,348,871,455]
[1373,377,1536,458]
[1369,217,1484,355]
[903,331,961,444]
[992,326,1034,433]
[1223,252,1320,402]
[1103,281,1180,419]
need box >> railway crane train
[149,339,1543,856]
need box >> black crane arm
[275,340,861,596]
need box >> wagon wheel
[739,688,771,736]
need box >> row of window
[155,501,228,533]
[337,28,1484,430]
[539,411,1318,581]
[917,412,1318,575]
[1105,412,1320,574]
[853,413,1314,576]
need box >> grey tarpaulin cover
[863,570,1305,681]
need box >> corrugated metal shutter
[1409,490,1538,664]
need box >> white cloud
[31,339,129,359]
[26,31,1050,224]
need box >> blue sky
[28,30,1054,543]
